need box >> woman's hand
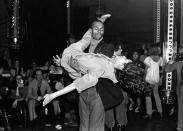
[43,94,54,106]
[53,55,61,66]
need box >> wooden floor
[9,111,177,131]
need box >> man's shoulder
[101,40,114,48]
[93,40,113,57]
[28,79,37,87]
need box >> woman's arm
[43,71,100,106]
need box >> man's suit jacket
[94,40,114,58]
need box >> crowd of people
[0,14,182,131]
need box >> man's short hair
[91,20,104,28]
[33,68,43,77]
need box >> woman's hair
[148,44,161,56]
[114,43,122,52]
[130,50,139,59]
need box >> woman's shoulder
[150,55,161,63]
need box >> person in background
[143,44,165,119]
[27,69,60,125]
[131,51,145,113]
[165,48,183,131]
[11,74,27,109]
[0,63,5,131]
[26,62,38,84]
[0,63,11,130]
[0,49,11,72]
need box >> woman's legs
[145,95,152,116]
[177,86,183,130]
[152,84,162,115]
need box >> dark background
[0,0,155,66]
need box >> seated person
[9,74,28,127]
[27,69,60,123]
[0,63,12,130]
[11,74,27,108]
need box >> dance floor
[11,111,177,131]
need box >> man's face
[36,70,43,81]
[91,21,104,40]
[10,68,16,77]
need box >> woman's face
[114,45,122,56]
[132,52,139,60]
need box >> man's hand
[97,14,111,23]
[43,94,54,106]
[53,55,61,66]
[12,100,18,108]
[37,96,42,101]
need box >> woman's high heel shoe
[143,114,152,120]
[158,112,163,119]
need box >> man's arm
[73,71,100,93]
[164,62,177,72]
[70,29,92,52]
